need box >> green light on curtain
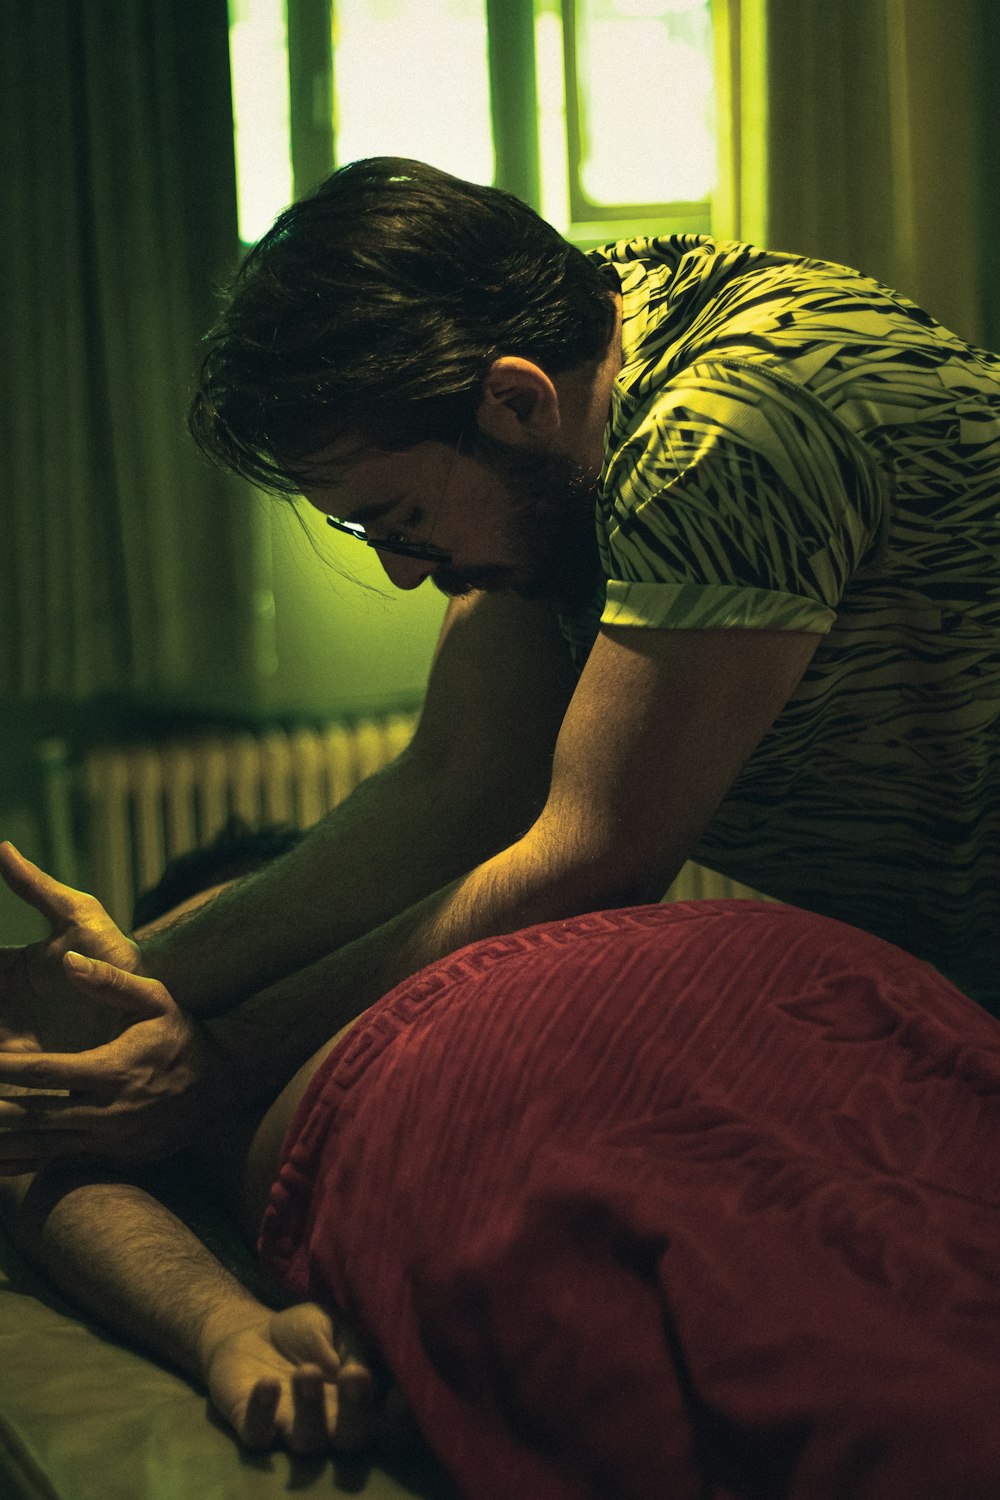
[228,0,294,244]
[576,0,716,206]
[332,0,494,184]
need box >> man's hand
[0,953,238,1174]
[0,842,140,1053]
[203,1301,391,1455]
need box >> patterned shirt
[572,235,1000,1002]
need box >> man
[0,156,997,1166]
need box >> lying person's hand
[203,1301,389,1456]
[0,843,140,1054]
[0,947,238,1174]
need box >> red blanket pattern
[260,902,1000,1498]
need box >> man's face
[301,431,601,610]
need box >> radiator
[69,715,418,926]
[42,712,763,930]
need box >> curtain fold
[1,0,266,710]
[714,0,998,349]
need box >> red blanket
[261,902,1000,1498]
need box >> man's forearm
[140,595,577,1020]
[210,815,626,1104]
[0,1169,379,1453]
[143,747,535,1018]
[0,1170,264,1383]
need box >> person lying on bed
[1,158,998,1180]
[4,864,1000,1495]
[0,825,401,1459]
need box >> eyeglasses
[325,433,463,565]
[324,514,453,564]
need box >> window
[332,0,495,184]
[228,0,717,248]
[565,0,716,240]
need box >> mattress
[0,1215,453,1500]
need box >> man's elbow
[570,855,681,911]
[523,813,686,914]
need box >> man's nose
[374,550,435,591]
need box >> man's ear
[475,357,561,446]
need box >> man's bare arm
[0,1166,377,1453]
[0,622,818,1162]
[142,591,576,1014]
[208,623,822,1099]
[0,590,574,1053]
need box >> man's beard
[431,431,603,612]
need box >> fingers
[212,1305,386,1459]
[0,847,137,976]
[240,1365,378,1457]
[331,1363,379,1454]
[62,953,171,1018]
[0,1045,118,1091]
[272,1303,381,1453]
[240,1378,281,1449]
[288,1367,335,1455]
[289,1365,379,1456]
[0,1032,42,1054]
[273,1303,342,1380]
[336,1360,374,1401]
[247,1367,348,1457]
[0,843,41,901]
[0,843,85,923]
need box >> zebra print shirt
[573,235,1000,1003]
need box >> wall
[255,497,448,718]
[0,500,446,944]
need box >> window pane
[333,0,495,185]
[574,0,715,208]
[228,0,294,244]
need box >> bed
[0,1189,455,1500]
[5,900,1000,1499]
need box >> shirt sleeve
[599,359,888,633]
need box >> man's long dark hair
[189,158,617,492]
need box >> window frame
[286,0,335,202]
